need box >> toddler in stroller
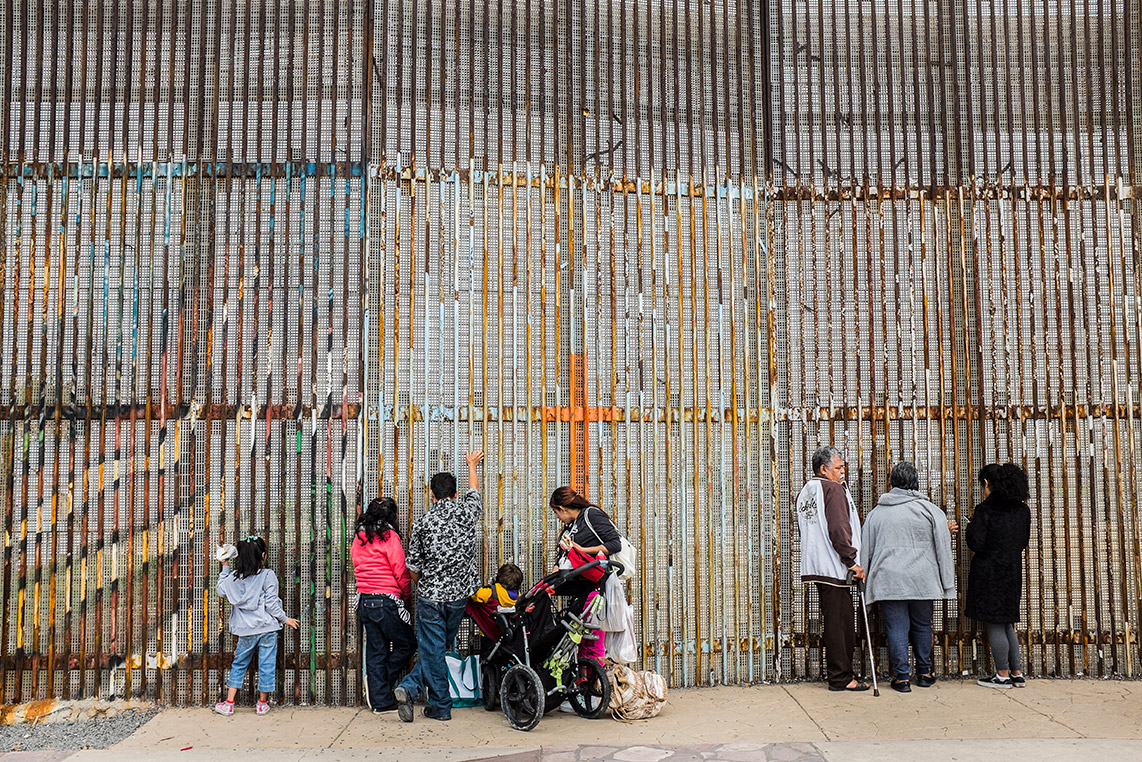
[477,558,621,730]
[467,563,524,642]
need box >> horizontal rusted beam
[0,652,359,673]
[5,161,1137,204]
[0,403,362,424]
[0,402,1135,426]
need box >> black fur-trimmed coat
[963,494,1032,624]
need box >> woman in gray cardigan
[862,462,957,693]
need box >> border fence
[1,1,1140,705]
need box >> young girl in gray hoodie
[214,536,299,716]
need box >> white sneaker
[558,700,575,713]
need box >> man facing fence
[793,445,869,692]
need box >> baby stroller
[478,558,621,731]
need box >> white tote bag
[445,652,482,707]
[584,507,638,582]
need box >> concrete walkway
[3,679,1141,761]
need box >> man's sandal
[828,680,871,692]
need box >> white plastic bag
[605,611,638,664]
[597,573,631,632]
[598,574,637,662]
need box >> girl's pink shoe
[214,701,235,716]
[255,701,270,715]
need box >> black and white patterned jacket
[405,488,483,602]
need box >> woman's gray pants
[986,622,1021,672]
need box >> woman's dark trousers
[358,593,416,710]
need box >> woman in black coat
[964,463,1032,688]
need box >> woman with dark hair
[965,463,1032,688]
[548,486,623,712]
[550,486,623,573]
[549,487,622,657]
[351,496,415,712]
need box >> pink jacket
[351,531,412,598]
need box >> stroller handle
[539,557,624,588]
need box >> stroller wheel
[500,664,545,731]
[567,658,612,719]
[481,661,500,712]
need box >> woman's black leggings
[986,622,1022,672]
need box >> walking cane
[848,569,880,697]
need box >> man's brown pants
[817,582,857,689]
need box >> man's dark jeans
[358,594,416,709]
[879,599,933,681]
[398,597,467,716]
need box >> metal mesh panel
[1,0,1140,704]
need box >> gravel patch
[0,708,158,752]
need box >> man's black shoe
[423,707,452,721]
[891,679,911,693]
[371,703,398,713]
[394,686,414,722]
[915,673,937,688]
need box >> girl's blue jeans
[227,631,279,693]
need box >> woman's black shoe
[891,679,911,693]
[915,673,937,688]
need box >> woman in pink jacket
[351,497,415,712]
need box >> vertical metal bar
[684,174,700,684]
[436,165,445,483]
[481,166,489,551]
[1116,174,1142,671]
[376,153,386,503]
[649,167,665,676]
[1034,188,1059,674]
[1100,176,1127,674]
[338,9,353,698]
[0,0,16,703]
[541,162,551,567]
[38,2,64,701]
[452,170,460,489]
[496,161,504,561]
[673,172,687,685]
[1007,180,1036,674]
[1061,189,1090,674]
[510,161,520,560]
[698,176,715,685]
[713,173,731,681]
[13,0,39,702]
[658,165,675,683]
[467,157,475,465]
[1046,187,1069,674]
[393,151,402,522]
[524,160,533,569]
[421,159,431,519]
